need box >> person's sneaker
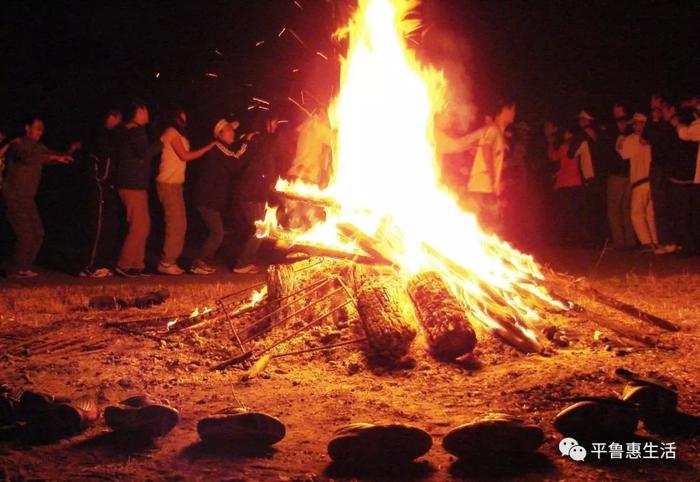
[18,391,98,442]
[191,262,216,275]
[10,270,38,279]
[653,244,679,255]
[233,264,262,274]
[158,262,185,276]
[80,267,114,278]
[115,267,141,277]
[104,396,179,438]
[639,244,656,253]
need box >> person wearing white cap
[190,119,247,274]
[573,109,606,245]
[155,108,216,275]
[621,112,658,250]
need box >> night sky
[1,0,697,147]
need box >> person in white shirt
[465,99,515,231]
[674,104,700,182]
[156,108,215,275]
[621,113,658,250]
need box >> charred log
[356,279,417,359]
[407,271,477,360]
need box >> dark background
[0,0,698,147]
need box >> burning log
[422,243,545,353]
[266,261,357,327]
[356,279,417,359]
[407,271,477,361]
[336,222,401,267]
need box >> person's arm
[677,121,700,142]
[168,134,215,162]
[435,128,482,154]
[0,142,11,159]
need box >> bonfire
[249,0,570,358]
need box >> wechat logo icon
[559,437,587,462]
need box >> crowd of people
[0,93,699,279]
[439,95,700,256]
[0,101,294,278]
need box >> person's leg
[196,207,225,265]
[690,184,700,253]
[669,183,693,254]
[621,181,636,247]
[157,183,186,266]
[607,176,625,247]
[644,186,659,246]
[93,185,122,269]
[132,190,150,271]
[3,194,43,273]
[652,177,673,245]
[630,185,651,245]
[118,189,150,271]
[235,202,266,268]
[555,188,574,244]
[27,199,44,269]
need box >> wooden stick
[272,336,367,359]
[571,283,680,332]
[336,222,401,267]
[273,239,382,265]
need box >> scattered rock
[197,410,286,446]
[442,414,543,458]
[553,399,638,440]
[327,422,432,464]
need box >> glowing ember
[258,0,567,349]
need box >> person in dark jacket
[571,110,606,246]
[668,106,700,257]
[601,108,636,249]
[232,116,295,273]
[2,118,74,277]
[190,119,247,274]
[114,101,162,277]
[644,95,679,254]
[78,109,123,277]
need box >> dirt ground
[1,247,699,481]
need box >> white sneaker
[653,244,679,255]
[80,268,113,278]
[191,263,216,275]
[158,262,185,275]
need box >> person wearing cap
[621,113,658,251]
[190,119,247,274]
[602,105,635,250]
[155,108,216,275]
[572,110,606,246]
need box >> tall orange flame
[259,0,566,350]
